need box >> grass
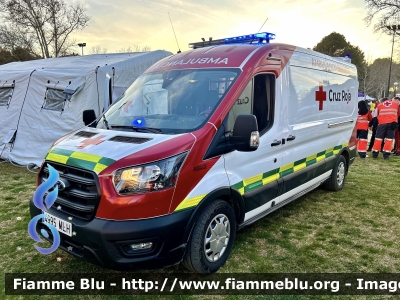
[1,155,400,299]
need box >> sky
[70,0,395,61]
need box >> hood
[45,127,184,173]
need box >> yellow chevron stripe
[306,154,317,161]
[94,163,108,173]
[243,174,263,186]
[174,143,348,212]
[46,153,69,164]
[70,151,102,163]
[280,162,294,172]
[175,194,206,211]
[262,173,280,185]
[293,162,306,172]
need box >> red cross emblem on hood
[315,83,327,111]
[78,135,106,149]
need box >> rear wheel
[324,155,347,191]
[183,200,236,274]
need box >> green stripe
[231,143,346,196]
[306,159,317,166]
[294,158,307,166]
[232,181,244,190]
[280,168,294,177]
[99,157,116,165]
[46,148,116,173]
[263,168,279,178]
[51,148,74,156]
[66,158,97,170]
[325,152,333,158]
[244,180,263,193]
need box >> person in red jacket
[372,97,400,159]
[393,97,400,156]
[356,100,372,158]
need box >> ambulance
[30,32,358,274]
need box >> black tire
[324,155,347,191]
[182,200,236,274]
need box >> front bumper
[30,197,194,270]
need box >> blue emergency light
[132,117,146,127]
[188,32,276,49]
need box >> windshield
[96,68,240,134]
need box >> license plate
[42,212,73,237]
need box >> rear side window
[288,66,327,124]
[42,88,66,111]
[0,86,14,107]
[226,73,275,135]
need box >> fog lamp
[130,242,153,250]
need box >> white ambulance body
[30,33,358,274]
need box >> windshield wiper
[110,125,163,134]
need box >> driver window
[226,73,275,135]
[226,80,252,131]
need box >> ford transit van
[30,32,358,274]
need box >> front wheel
[323,155,347,191]
[183,200,236,274]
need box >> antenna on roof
[168,12,181,53]
[249,17,268,44]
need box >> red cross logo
[78,135,106,149]
[383,101,391,107]
[315,83,326,111]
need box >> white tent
[358,95,375,101]
[0,51,171,166]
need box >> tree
[117,45,151,52]
[364,0,400,34]
[313,32,349,56]
[90,45,108,54]
[0,0,90,58]
[313,32,367,90]
[0,46,39,65]
[363,58,400,99]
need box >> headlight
[113,152,187,195]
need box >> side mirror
[231,114,259,152]
[83,110,96,125]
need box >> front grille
[40,162,100,221]
[109,136,152,144]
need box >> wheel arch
[339,148,350,173]
[182,187,245,244]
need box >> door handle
[271,139,281,147]
[287,135,296,141]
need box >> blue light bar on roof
[188,32,276,49]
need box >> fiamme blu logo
[28,165,60,254]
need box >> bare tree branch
[0,0,90,58]
[364,0,400,33]
[90,45,107,54]
[118,45,152,53]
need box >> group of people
[356,96,400,159]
